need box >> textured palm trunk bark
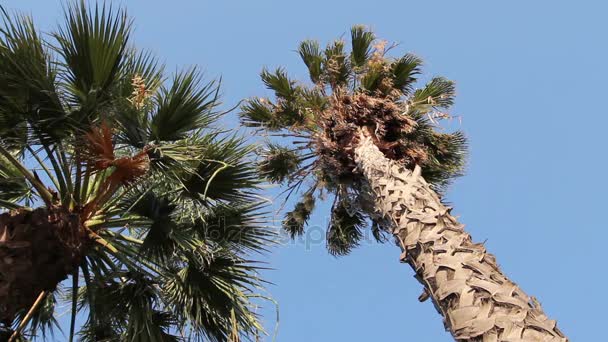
[0,207,88,324]
[354,135,567,341]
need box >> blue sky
[4,0,607,341]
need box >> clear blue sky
[4,1,607,341]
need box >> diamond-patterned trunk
[354,135,567,341]
[0,207,89,324]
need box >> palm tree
[241,26,567,341]
[0,3,274,341]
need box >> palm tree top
[0,2,274,341]
[240,25,467,255]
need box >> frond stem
[0,145,53,207]
[8,291,47,342]
[26,145,60,192]
[0,199,26,210]
[41,143,67,202]
[68,269,78,342]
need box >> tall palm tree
[241,26,567,341]
[0,3,274,341]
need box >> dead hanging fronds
[314,92,424,183]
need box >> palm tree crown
[241,25,467,255]
[0,2,274,341]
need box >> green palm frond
[390,53,422,95]
[120,48,164,99]
[146,132,216,175]
[113,102,150,148]
[13,291,62,341]
[117,190,184,262]
[150,68,220,141]
[0,8,64,145]
[181,136,260,204]
[422,131,468,190]
[198,201,275,254]
[323,40,350,88]
[113,49,164,148]
[75,269,142,341]
[106,273,179,342]
[282,191,315,238]
[326,201,366,256]
[360,63,386,94]
[239,98,281,130]
[257,143,302,184]
[298,40,324,84]
[300,87,328,113]
[260,67,298,102]
[410,76,456,109]
[162,253,265,342]
[371,221,389,244]
[55,1,131,111]
[350,25,375,69]
[0,153,30,206]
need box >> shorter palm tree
[0,3,274,341]
[241,26,567,341]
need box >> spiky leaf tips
[0,2,275,341]
[241,25,467,255]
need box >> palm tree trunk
[0,207,88,325]
[354,135,567,341]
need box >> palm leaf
[0,152,29,205]
[161,253,265,342]
[411,76,456,109]
[326,200,366,256]
[298,40,324,84]
[150,68,220,141]
[239,98,281,130]
[323,40,350,88]
[13,290,62,341]
[391,53,422,95]
[260,67,298,102]
[350,25,375,69]
[282,191,315,238]
[197,201,276,254]
[55,1,131,113]
[0,8,64,144]
[181,136,260,204]
[257,143,302,184]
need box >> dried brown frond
[111,150,151,185]
[80,123,151,218]
[83,122,115,171]
[404,146,428,165]
[314,93,424,184]
[82,122,150,183]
